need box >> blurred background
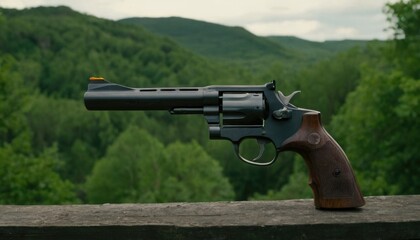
[0,0,418,204]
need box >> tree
[159,141,234,202]
[251,157,312,200]
[385,0,420,78]
[0,145,77,204]
[85,126,166,203]
[0,55,28,146]
[85,126,234,203]
[330,0,420,195]
[24,95,120,183]
[291,48,366,124]
[250,0,419,200]
[0,55,77,204]
[331,69,419,195]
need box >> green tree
[85,126,234,203]
[251,157,312,200]
[291,48,366,124]
[330,0,420,195]
[331,70,419,195]
[24,95,120,183]
[85,126,166,203]
[385,0,420,78]
[159,141,234,201]
[0,55,77,204]
[0,55,28,146]
[0,144,77,204]
[250,0,419,200]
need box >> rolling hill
[119,17,369,64]
[119,17,289,61]
[0,6,247,98]
[267,36,368,62]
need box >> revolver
[84,77,365,209]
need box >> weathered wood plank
[0,195,419,239]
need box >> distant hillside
[267,36,369,62]
[119,17,289,61]
[119,17,370,64]
[0,6,393,203]
[0,6,247,98]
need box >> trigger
[233,139,279,166]
[254,139,268,161]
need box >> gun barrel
[84,79,219,111]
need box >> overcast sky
[1,0,395,41]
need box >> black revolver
[84,77,365,209]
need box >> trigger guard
[233,141,279,166]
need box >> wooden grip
[281,112,365,209]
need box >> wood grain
[0,196,419,240]
[281,111,365,208]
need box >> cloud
[335,27,359,38]
[245,20,321,37]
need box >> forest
[0,0,418,204]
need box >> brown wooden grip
[281,112,365,209]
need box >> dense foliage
[255,0,419,200]
[0,56,76,204]
[330,0,420,195]
[120,17,368,73]
[0,0,418,204]
[86,126,234,203]
[120,17,288,61]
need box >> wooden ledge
[1,195,419,239]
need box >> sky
[1,0,395,41]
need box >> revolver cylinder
[222,93,265,126]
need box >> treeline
[0,6,242,204]
[0,0,418,204]
[254,0,420,199]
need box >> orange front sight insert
[89,76,105,81]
